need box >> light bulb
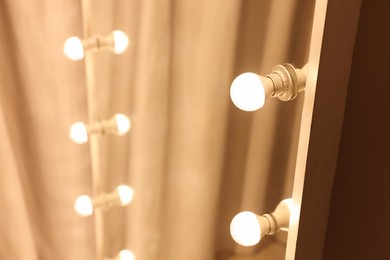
[74,195,93,217]
[230,64,307,111]
[118,250,135,260]
[63,36,84,61]
[114,114,131,135]
[113,30,129,54]
[69,122,88,144]
[230,73,267,111]
[117,185,134,206]
[230,211,261,246]
[230,198,292,247]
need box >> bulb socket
[75,185,134,217]
[64,30,128,60]
[81,32,117,53]
[69,114,131,144]
[267,63,306,102]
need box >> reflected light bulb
[63,37,84,61]
[118,250,135,260]
[69,122,88,144]
[230,72,266,111]
[114,114,131,135]
[74,195,93,217]
[113,30,129,54]
[230,211,261,246]
[117,185,134,206]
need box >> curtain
[0,0,315,259]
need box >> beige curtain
[0,0,314,259]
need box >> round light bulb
[114,114,131,135]
[118,250,135,260]
[112,30,129,54]
[230,211,261,246]
[116,185,134,206]
[63,36,84,61]
[74,195,93,217]
[69,122,88,144]
[230,72,266,111]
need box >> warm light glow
[118,250,135,260]
[113,30,129,54]
[281,198,293,211]
[288,198,300,232]
[69,122,88,144]
[114,114,131,135]
[230,72,266,111]
[117,185,134,206]
[230,211,261,246]
[74,195,93,217]
[63,36,84,61]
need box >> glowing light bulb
[69,122,88,144]
[118,250,135,260]
[63,36,84,61]
[114,114,131,135]
[113,30,129,54]
[230,199,292,247]
[230,211,261,246]
[74,195,93,217]
[117,185,134,206]
[230,73,267,111]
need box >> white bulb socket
[74,185,134,217]
[230,64,306,111]
[63,30,129,60]
[69,114,131,144]
[230,198,292,247]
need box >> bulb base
[75,185,134,217]
[64,30,128,60]
[69,114,131,144]
[267,63,306,102]
[264,198,292,235]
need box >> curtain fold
[159,1,242,259]
[0,105,38,260]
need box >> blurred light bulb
[230,199,292,247]
[118,250,135,260]
[74,195,93,217]
[230,73,266,111]
[63,36,84,61]
[230,211,261,246]
[117,185,134,206]
[114,114,131,135]
[69,122,88,144]
[113,30,129,54]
